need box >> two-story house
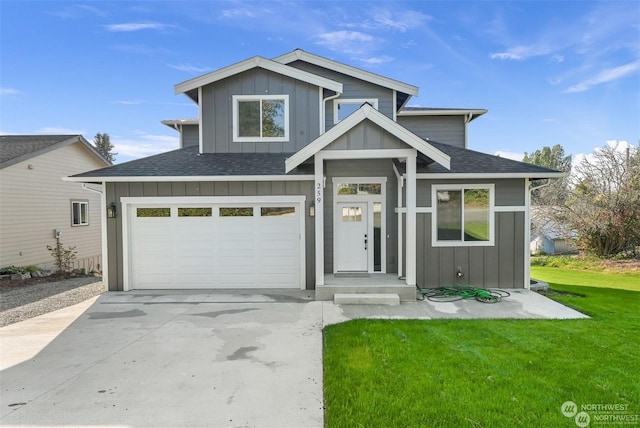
[68,49,563,300]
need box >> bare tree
[561,142,640,257]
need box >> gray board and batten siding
[181,125,199,148]
[411,178,527,289]
[397,115,466,149]
[105,180,315,292]
[284,60,396,130]
[200,68,321,154]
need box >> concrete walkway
[0,289,586,428]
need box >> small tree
[561,142,640,257]
[47,240,77,276]
[94,132,117,163]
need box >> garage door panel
[129,201,301,289]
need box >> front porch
[316,273,416,301]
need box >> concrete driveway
[0,289,586,428]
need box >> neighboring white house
[530,207,578,255]
[0,135,110,271]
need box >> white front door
[335,202,368,272]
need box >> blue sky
[1,0,638,163]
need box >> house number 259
[316,182,322,204]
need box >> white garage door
[125,198,303,289]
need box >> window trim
[333,98,378,124]
[232,94,289,142]
[431,184,495,247]
[71,200,89,226]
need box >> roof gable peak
[174,55,342,99]
[273,49,419,97]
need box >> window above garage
[232,95,289,142]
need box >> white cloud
[369,9,432,32]
[220,8,257,19]
[358,55,393,65]
[167,63,210,74]
[564,60,640,93]
[113,134,179,161]
[490,43,553,61]
[114,99,144,105]
[39,127,86,135]
[494,150,523,161]
[315,31,375,55]
[490,52,520,60]
[105,22,174,32]
[573,140,634,166]
[0,87,20,95]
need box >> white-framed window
[432,184,495,247]
[71,200,89,226]
[333,98,378,124]
[232,95,289,142]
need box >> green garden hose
[416,283,510,303]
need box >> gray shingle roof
[410,140,562,175]
[0,134,110,169]
[70,140,559,180]
[0,135,76,165]
[70,146,311,178]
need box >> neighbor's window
[233,95,289,142]
[434,185,493,246]
[71,201,89,226]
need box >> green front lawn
[323,270,640,427]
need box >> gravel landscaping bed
[0,277,104,327]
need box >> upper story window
[232,95,289,142]
[333,98,378,124]
[432,184,495,247]
[71,200,89,226]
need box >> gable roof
[285,103,451,173]
[273,49,419,97]
[393,140,566,178]
[0,135,110,169]
[66,146,312,182]
[174,56,343,102]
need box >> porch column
[405,150,417,286]
[314,154,324,286]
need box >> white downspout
[321,91,342,134]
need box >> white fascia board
[160,119,199,126]
[64,175,315,183]
[174,56,342,95]
[398,109,487,117]
[274,50,419,96]
[285,104,450,172]
[416,172,567,179]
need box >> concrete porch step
[334,293,400,306]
